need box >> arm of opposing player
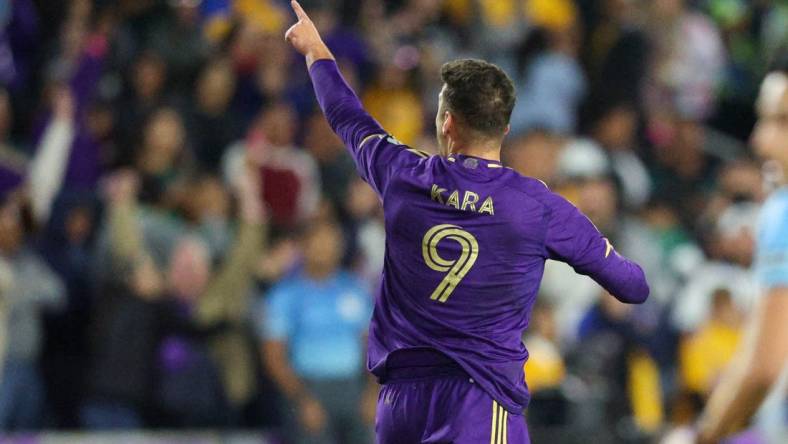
[698,213,788,442]
[697,287,788,443]
[545,194,649,304]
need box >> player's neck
[448,142,501,162]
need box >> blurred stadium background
[0,0,786,443]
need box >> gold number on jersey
[422,224,479,303]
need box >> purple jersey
[310,60,649,413]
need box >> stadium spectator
[114,51,169,167]
[303,110,355,211]
[523,300,566,397]
[679,288,743,397]
[259,218,375,444]
[343,177,385,289]
[510,25,586,135]
[645,0,726,119]
[188,58,241,171]
[0,197,65,430]
[224,102,320,229]
[38,192,100,428]
[504,129,562,186]
[143,0,210,90]
[671,202,759,333]
[82,161,265,428]
[587,102,652,209]
[134,107,191,206]
[363,63,424,146]
[574,292,661,438]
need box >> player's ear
[442,111,452,137]
[503,124,510,137]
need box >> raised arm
[286,0,381,149]
[285,1,423,195]
[285,0,334,70]
[28,87,76,224]
[545,192,649,304]
[196,161,266,325]
[104,170,146,265]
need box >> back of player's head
[440,59,516,138]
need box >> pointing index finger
[291,0,309,21]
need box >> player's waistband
[381,348,468,382]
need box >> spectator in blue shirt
[258,217,376,444]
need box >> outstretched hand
[284,0,334,67]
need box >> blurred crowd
[0,0,786,442]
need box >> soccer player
[696,63,788,444]
[285,2,649,442]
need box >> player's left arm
[544,192,649,304]
[285,1,421,196]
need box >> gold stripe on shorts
[490,401,508,444]
[502,408,508,444]
[490,400,498,444]
[497,402,504,444]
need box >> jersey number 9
[422,224,479,303]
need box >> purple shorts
[374,349,529,444]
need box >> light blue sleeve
[754,193,788,289]
[260,283,298,341]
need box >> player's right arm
[285,1,421,196]
[544,192,649,304]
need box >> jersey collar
[447,154,505,170]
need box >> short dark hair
[440,59,516,137]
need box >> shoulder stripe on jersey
[604,238,613,258]
[488,163,503,168]
[406,148,430,158]
[359,133,386,149]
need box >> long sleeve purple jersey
[309,59,649,413]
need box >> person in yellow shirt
[443,0,576,32]
[362,64,424,146]
[523,300,565,393]
[679,288,743,395]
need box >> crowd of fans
[0,0,786,442]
